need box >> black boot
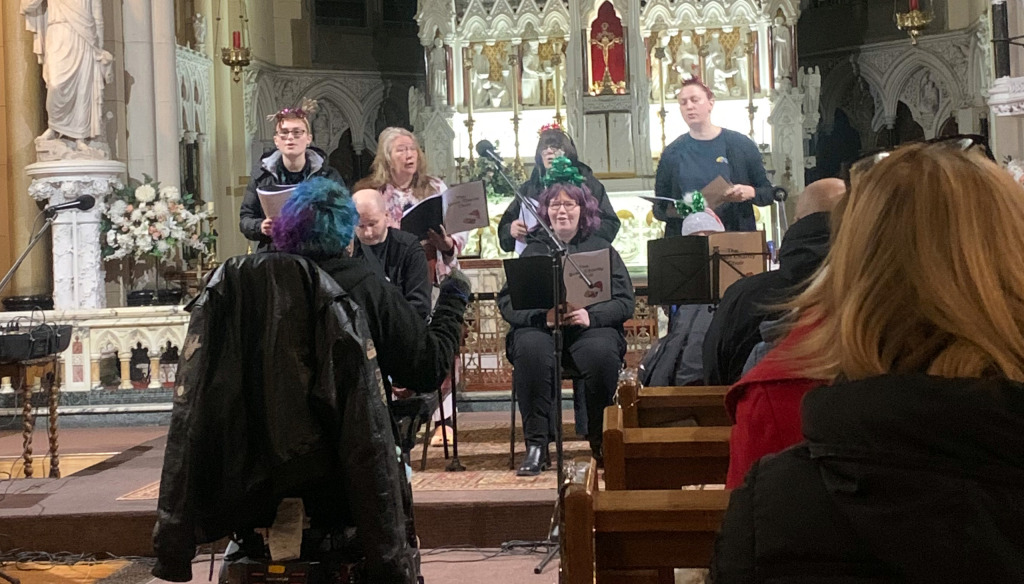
[517,445,550,476]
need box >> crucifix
[591,22,623,95]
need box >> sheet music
[442,180,489,234]
[563,248,612,308]
[256,184,298,219]
[515,197,540,255]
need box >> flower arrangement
[1004,156,1024,188]
[101,176,213,261]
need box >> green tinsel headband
[542,156,585,187]
[675,191,706,218]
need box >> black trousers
[509,326,626,450]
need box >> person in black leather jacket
[499,158,634,476]
[239,101,345,253]
[709,143,1024,583]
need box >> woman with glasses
[711,143,1024,582]
[239,99,346,253]
[653,78,775,235]
[498,158,635,476]
[498,123,620,254]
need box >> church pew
[617,383,732,428]
[562,459,731,584]
[602,405,731,490]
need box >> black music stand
[647,233,768,306]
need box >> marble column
[3,0,49,297]
[152,1,181,189]
[25,160,126,309]
[123,0,158,180]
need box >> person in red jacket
[724,323,826,488]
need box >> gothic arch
[882,52,960,138]
[820,59,859,134]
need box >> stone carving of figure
[21,0,114,149]
[729,34,749,98]
[919,71,941,115]
[773,16,792,84]
[802,66,821,118]
[409,86,426,129]
[429,38,448,106]
[521,40,549,106]
[193,13,207,47]
[471,44,497,109]
[704,32,736,97]
[674,33,699,84]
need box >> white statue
[729,35,749,98]
[429,38,448,106]
[409,86,426,130]
[801,66,821,119]
[21,0,114,152]
[674,33,699,84]
[773,16,792,84]
[471,44,493,108]
[521,40,547,106]
[193,13,207,47]
[704,32,736,97]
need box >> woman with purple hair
[497,157,636,476]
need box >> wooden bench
[563,459,731,584]
[603,405,731,490]
[618,383,732,428]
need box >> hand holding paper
[700,175,733,208]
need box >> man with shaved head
[703,178,847,385]
[352,188,432,320]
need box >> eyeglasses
[276,129,307,139]
[393,145,417,155]
[549,201,578,210]
[842,134,993,188]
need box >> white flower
[156,240,170,254]
[159,186,181,202]
[135,184,156,203]
[153,201,169,217]
[116,234,133,249]
[130,209,143,222]
[145,209,156,219]
[106,231,116,245]
[108,200,128,218]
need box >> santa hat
[681,210,725,236]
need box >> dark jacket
[497,161,621,253]
[710,374,1024,584]
[703,212,831,385]
[653,128,774,233]
[351,227,432,321]
[315,256,466,394]
[497,232,635,334]
[152,254,416,583]
[239,147,346,252]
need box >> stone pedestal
[25,160,127,310]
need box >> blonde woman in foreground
[710,142,1024,583]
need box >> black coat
[497,232,635,334]
[239,147,346,252]
[497,162,621,253]
[703,212,831,385]
[653,129,775,233]
[351,227,432,321]
[315,256,466,394]
[710,374,1024,584]
[152,254,416,583]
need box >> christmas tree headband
[543,156,585,187]
[675,191,706,218]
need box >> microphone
[475,140,504,169]
[44,195,96,218]
[771,186,788,202]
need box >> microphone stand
[0,216,55,298]
[486,152,593,574]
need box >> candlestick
[233,31,241,49]
[552,45,564,126]
[465,63,474,117]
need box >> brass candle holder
[895,8,933,45]
[221,47,251,82]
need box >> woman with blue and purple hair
[497,157,636,476]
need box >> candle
[232,31,241,49]
[207,201,215,214]
[909,0,919,10]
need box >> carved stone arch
[641,3,675,34]
[880,52,961,139]
[725,1,761,26]
[539,4,570,36]
[154,326,184,353]
[819,59,859,134]
[490,0,516,20]
[700,2,731,28]
[359,83,387,154]
[300,78,365,149]
[92,330,122,358]
[416,0,455,45]
[458,16,492,40]
[517,12,544,36]
[676,3,702,28]
[491,13,516,36]
[764,0,800,24]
